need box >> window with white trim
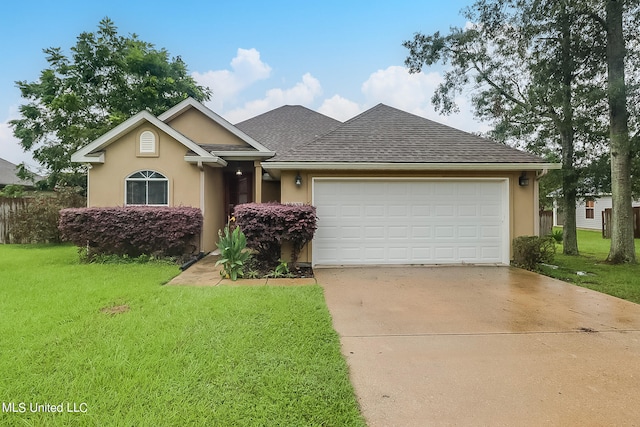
[126,170,168,205]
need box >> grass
[0,245,364,426]
[539,228,640,304]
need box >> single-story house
[553,195,640,231]
[71,97,559,266]
[0,157,38,189]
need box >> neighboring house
[71,98,559,266]
[555,196,640,231]
[0,157,36,189]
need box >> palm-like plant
[215,224,251,281]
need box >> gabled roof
[235,105,341,156]
[159,98,274,157]
[71,110,226,166]
[265,104,559,171]
[0,157,38,187]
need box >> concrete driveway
[316,266,640,427]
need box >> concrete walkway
[317,266,640,427]
[167,254,317,286]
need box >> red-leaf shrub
[233,203,317,267]
[59,206,202,259]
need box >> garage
[312,178,510,266]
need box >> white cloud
[0,106,40,170]
[317,95,362,122]
[192,48,488,134]
[192,48,272,111]
[223,73,323,123]
[361,65,438,110]
[360,65,490,134]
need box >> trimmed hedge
[59,206,202,259]
[233,203,317,267]
[512,235,556,271]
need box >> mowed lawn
[539,228,640,304]
[0,245,364,426]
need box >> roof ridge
[266,103,550,164]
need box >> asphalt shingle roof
[235,105,341,157]
[269,104,546,163]
[0,157,36,187]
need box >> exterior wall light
[236,169,243,176]
[518,172,529,187]
[295,173,302,186]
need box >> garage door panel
[388,205,408,217]
[434,247,455,260]
[411,226,432,238]
[389,226,409,238]
[313,179,508,265]
[435,226,455,238]
[388,247,409,260]
[435,205,455,217]
[481,226,501,238]
[458,226,479,238]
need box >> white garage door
[312,179,509,266]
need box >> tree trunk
[606,0,636,263]
[560,2,579,255]
[561,137,579,255]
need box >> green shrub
[0,184,25,198]
[551,229,563,243]
[59,206,202,259]
[215,223,251,281]
[267,259,293,278]
[8,187,84,243]
[234,203,317,268]
[512,236,556,271]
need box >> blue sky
[0,0,482,170]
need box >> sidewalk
[167,253,317,286]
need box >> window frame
[125,170,169,206]
[585,199,595,219]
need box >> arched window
[126,170,168,205]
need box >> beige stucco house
[72,97,559,266]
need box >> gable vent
[140,131,156,153]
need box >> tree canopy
[10,17,211,188]
[404,0,639,262]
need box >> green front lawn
[0,245,364,426]
[539,228,640,304]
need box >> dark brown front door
[224,171,253,220]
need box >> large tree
[404,0,607,256]
[604,0,636,262]
[404,0,638,262]
[10,17,211,187]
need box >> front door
[224,171,253,220]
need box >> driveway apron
[317,266,640,427]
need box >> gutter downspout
[198,161,205,252]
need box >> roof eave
[213,151,275,160]
[70,152,105,164]
[184,155,228,167]
[262,161,562,171]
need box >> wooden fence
[539,210,553,236]
[602,207,640,238]
[0,197,29,244]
